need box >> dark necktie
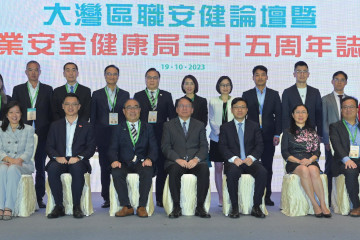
[338,95,343,114]
[182,121,187,136]
[70,85,74,93]
[150,91,156,110]
[131,123,137,140]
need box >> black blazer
[134,89,176,142]
[0,95,12,120]
[282,84,322,136]
[52,84,91,122]
[242,87,282,141]
[46,118,96,172]
[175,95,208,126]
[12,82,53,141]
[108,121,158,166]
[90,87,129,147]
[218,119,264,162]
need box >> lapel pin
[79,125,83,128]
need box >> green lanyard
[65,83,78,93]
[27,82,39,108]
[127,121,141,146]
[145,89,159,109]
[343,120,358,144]
[219,96,230,122]
[104,87,118,111]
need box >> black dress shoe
[101,200,110,208]
[73,205,84,219]
[195,206,211,218]
[265,198,275,206]
[315,212,323,218]
[168,205,182,218]
[229,207,240,218]
[156,201,163,208]
[38,200,46,209]
[47,205,65,219]
[251,206,265,218]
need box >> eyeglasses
[294,110,307,114]
[146,76,159,80]
[333,78,347,83]
[184,82,195,86]
[232,106,247,110]
[177,104,192,109]
[105,72,119,77]
[63,103,79,107]
[295,70,309,74]
[220,84,231,88]
[124,106,140,110]
[342,105,357,110]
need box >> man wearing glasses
[90,65,130,208]
[108,99,157,217]
[322,71,348,204]
[282,61,322,137]
[134,68,176,208]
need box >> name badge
[132,155,137,163]
[259,114,262,128]
[109,113,118,125]
[349,145,359,159]
[27,108,36,121]
[148,111,157,123]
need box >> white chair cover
[332,174,360,215]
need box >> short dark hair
[1,101,25,131]
[252,65,268,75]
[231,97,247,108]
[63,62,78,71]
[63,93,80,104]
[123,98,141,109]
[176,96,193,108]
[216,76,233,94]
[104,65,119,75]
[26,60,40,70]
[341,96,358,108]
[332,71,348,81]
[289,104,314,135]
[145,68,160,79]
[181,75,199,94]
[294,61,308,71]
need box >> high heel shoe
[315,212,323,218]
[323,212,332,218]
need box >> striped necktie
[131,123,137,140]
[70,85,74,93]
[150,91,156,110]
[182,121,187,136]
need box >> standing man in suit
[134,68,176,207]
[322,71,348,203]
[46,93,96,219]
[282,61,322,136]
[52,62,91,122]
[242,65,282,206]
[219,97,267,218]
[12,60,53,208]
[162,97,210,218]
[90,65,129,208]
[330,96,360,217]
[108,99,158,218]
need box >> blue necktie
[70,85,74,93]
[238,123,246,160]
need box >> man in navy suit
[46,93,96,219]
[282,61,322,136]
[108,99,158,218]
[90,65,130,208]
[12,60,53,208]
[51,62,91,122]
[219,97,267,218]
[242,65,282,206]
[134,68,176,207]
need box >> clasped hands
[298,158,313,166]
[2,157,23,166]
[176,158,199,169]
[233,157,253,167]
[111,159,152,168]
[56,157,80,165]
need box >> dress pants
[112,162,153,207]
[339,160,360,209]
[261,140,275,199]
[155,151,166,203]
[34,139,47,202]
[225,161,267,207]
[324,148,333,203]
[98,144,111,202]
[166,162,209,206]
[47,161,87,206]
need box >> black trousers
[339,160,360,209]
[34,139,47,201]
[324,148,333,203]
[112,163,153,207]
[98,144,111,202]
[224,161,267,208]
[47,161,87,206]
[166,162,209,206]
[261,140,275,199]
[155,150,166,203]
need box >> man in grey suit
[161,97,210,218]
[322,71,348,203]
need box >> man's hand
[345,159,357,169]
[142,159,152,167]
[234,158,243,167]
[176,159,188,168]
[111,161,121,168]
[56,157,68,164]
[243,157,253,166]
[187,158,199,169]
[273,136,280,146]
[68,157,80,165]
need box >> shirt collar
[65,116,78,126]
[255,86,266,94]
[147,88,159,93]
[344,118,359,127]
[234,118,245,125]
[27,81,39,89]
[179,117,190,125]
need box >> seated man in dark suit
[161,97,210,218]
[219,97,267,218]
[108,99,158,218]
[330,96,360,217]
[46,93,96,219]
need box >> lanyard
[145,89,159,109]
[343,120,358,144]
[27,83,39,108]
[65,83,78,93]
[104,87,118,111]
[127,121,141,146]
[219,96,230,122]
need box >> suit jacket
[329,120,359,177]
[282,84,322,136]
[12,82,53,141]
[90,87,129,147]
[322,92,347,145]
[45,118,96,172]
[108,121,158,166]
[218,119,264,162]
[52,84,91,122]
[242,87,282,141]
[0,124,35,174]
[134,89,176,143]
[0,95,12,120]
[161,117,208,169]
[175,95,208,126]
